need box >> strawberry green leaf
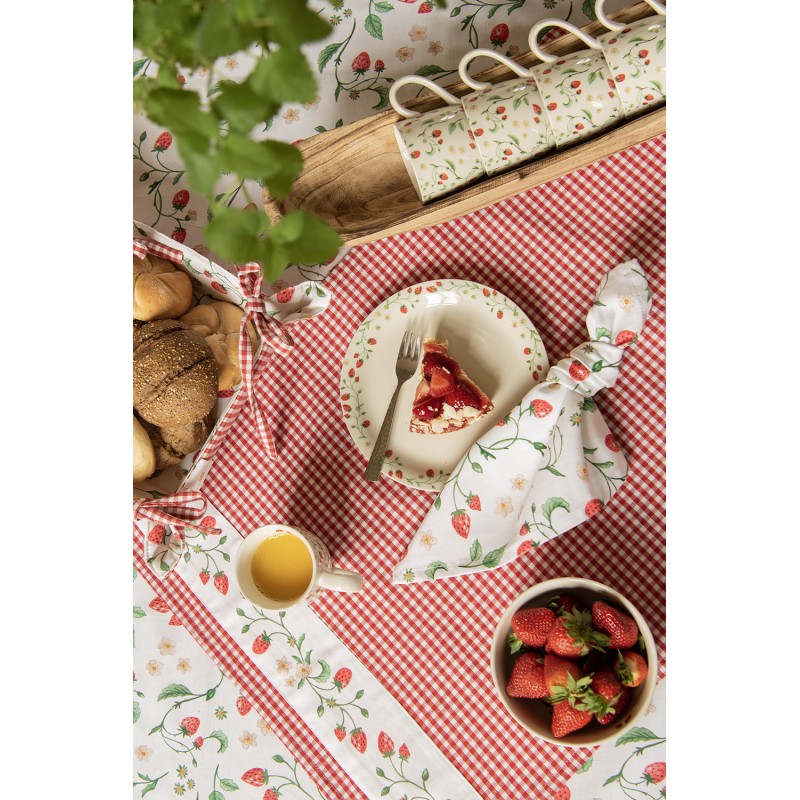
[542,497,570,524]
[469,540,482,562]
[273,755,286,763]
[219,778,239,791]
[209,792,225,800]
[507,632,526,654]
[615,726,661,745]
[317,704,324,717]
[577,757,593,773]
[365,13,383,39]
[133,606,146,618]
[157,683,192,701]
[318,42,342,73]
[603,773,622,786]
[482,545,506,568]
[425,561,448,580]
[133,701,141,723]
[207,730,228,753]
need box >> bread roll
[133,415,157,482]
[133,320,219,427]
[133,253,193,321]
[141,413,214,470]
[179,301,257,391]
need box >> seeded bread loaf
[133,319,219,427]
[141,413,214,471]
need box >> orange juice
[250,532,313,602]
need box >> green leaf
[591,360,604,372]
[374,0,394,10]
[415,64,446,78]
[318,42,342,73]
[583,447,597,454]
[595,326,612,340]
[580,396,598,412]
[251,48,318,105]
[591,461,615,469]
[360,707,369,717]
[261,1,332,48]
[271,211,342,265]
[471,462,483,474]
[507,632,524,654]
[380,789,390,797]
[355,689,365,699]
[317,704,324,717]
[372,85,390,111]
[209,792,225,800]
[204,206,270,263]
[542,497,570,524]
[133,58,149,77]
[425,561,448,580]
[364,13,383,39]
[482,545,506,568]
[544,466,565,477]
[317,659,331,683]
[219,777,239,791]
[434,496,442,510]
[217,135,302,194]
[376,767,386,778]
[133,606,146,618]
[422,768,430,782]
[603,773,622,786]
[207,729,229,753]
[196,0,255,62]
[157,683,192,701]
[206,687,216,700]
[144,86,218,150]
[212,81,277,133]
[176,140,220,197]
[533,441,546,451]
[582,0,597,20]
[469,540,482,562]
[273,754,286,763]
[450,5,461,15]
[577,756,593,773]
[133,701,141,722]
[615,726,660,745]
[142,782,158,797]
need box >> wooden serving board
[263,2,666,247]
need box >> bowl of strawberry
[490,577,657,746]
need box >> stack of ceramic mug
[390,0,666,204]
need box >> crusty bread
[141,413,214,471]
[133,415,157,482]
[133,319,219,427]
[179,301,257,391]
[133,253,193,321]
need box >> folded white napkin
[392,259,652,584]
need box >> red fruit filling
[445,384,480,410]
[422,351,457,379]
[412,397,444,420]
[429,365,455,398]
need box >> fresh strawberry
[276,286,295,303]
[429,366,455,398]
[551,699,593,738]
[350,728,367,753]
[615,650,648,687]
[589,667,624,724]
[467,493,481,511]
[199,570,210,585]
[545,609,609,658]
[509,606,555,651]
[451,510,470,538]
[241,768,267,787]
[543,655,584,697]
[179,716,200,736]
[644,762,666,783]
[252,633,271,654]
[333,668,352,690]
[506,652,548,699]
[236,696,252,715]
[148,597,170,613]
[213,572,229,595]
[547,594,584,615]
[444,383,480,410]
[568,361,590,381]
[598,685,630,725]
[334,725,346,741]
[377,731,394,756]
[531,399,553,418]
[399,743,410,759]
[592,601,639,648]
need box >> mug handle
[458,48,532,91]
[317,566,364,593]
[389,75,461,118]
[528,19,602,64]
[595,0,666,31]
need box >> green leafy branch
[602,727,666,800]
[133,0,343,281]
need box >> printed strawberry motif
[213,572,229,595]
[517,540,533,556]
[210,280,228,294]
[172,189,190,209]
[199,515,217,529]
[506,652,548,699]
[179,716,200,736]
[262,791,279,800]
[451,510,470,538]
[242,768,267,787]
[147,524,166,544]
[644,762,666,783]
[334,725,346,741]
[378,731,395,756]
[605,433,620,453]
[148,597,170,613]
[375,60,385,72]
[399,743,410,760]
[236,696,252,716]
[547,102,557,111]
[350,728,367,753]
[585,498,603,517]
[509,606,556,650]
[252,633,271,654]
[276,286,295,303]
[552,786,571,800]
[615,650,648,687]
[194,736,204,748]
[418,2,432,11]
[168,614,182,626]
[351,51,371,74]
[199,570,210,585]
[171,229,187,244]
[615,329,638,347]
[568,361,590,381]
[592,601,639,648]
[152,131,173,151]
[467,493,481,511]
[490,23,509,46]
[333,667,352,690]
[531,399,553,418]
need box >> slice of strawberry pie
[410,338,494,434]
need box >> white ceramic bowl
[490,577,658,747]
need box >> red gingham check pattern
[132,237,185,263]
[146,135,665,800]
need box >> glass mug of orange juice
[234,525,363,609]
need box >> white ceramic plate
[339,279,549,491]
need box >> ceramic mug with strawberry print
[528,21,624,148]
[390,76,486,204]
[457,49,555,177]
[234,524,363,611]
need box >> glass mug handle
[317,567,364,593]
[595,0,666,31]
[528,19,602,63]
[458,48,533,91]
[389,75,461,118]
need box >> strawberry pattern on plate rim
[339,279,547,491]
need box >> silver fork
[364,330,421,482]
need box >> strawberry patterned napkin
[392,259,652,584]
